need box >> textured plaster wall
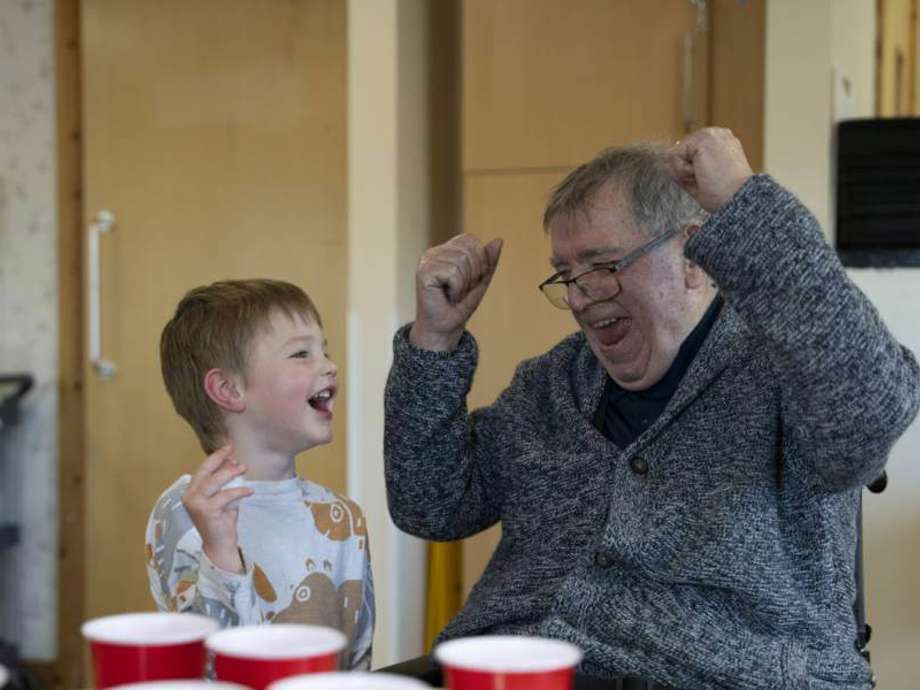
[0,0,58,660]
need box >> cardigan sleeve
[686,174,920,491]
[384,326,535,540]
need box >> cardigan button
[629,455,649,475]
[593,551,614,568]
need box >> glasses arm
[611,225,684,273]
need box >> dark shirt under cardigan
[383,176,920,689]
[597,295,723,448]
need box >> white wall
[347,0,428,668]
[0,0,58,660]
[830,0,877,121]
[766,2,920,687]
[849,271,920,690]
[764,0,833,233]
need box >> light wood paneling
[464,173,579,409]
[709,0,765,171]
[81,0,348,641]
[462,0,702,172]
[461,172,583,596]
[877,0,919,115]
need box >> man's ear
[681,224,708,290]
[683,259,710,290]
[203,368,246,413]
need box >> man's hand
[410,234,503,351]
[668,127,753,213]
[181,445,253,574]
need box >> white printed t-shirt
[145,475,374,669]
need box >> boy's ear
[203,368,246,413]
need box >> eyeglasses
[538,226,683,309]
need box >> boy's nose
[324,359,338,378]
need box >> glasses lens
[541,282,570,309]
[578,269,619,299]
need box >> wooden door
[463,0,710,172]
[459,0,762,596]
[81,0,347,627]
[877,0,919,115]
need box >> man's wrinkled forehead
[550,243,628,271]
[548,183,637,264]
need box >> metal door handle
[88,210,117,379]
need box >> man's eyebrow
[550,245,623,269]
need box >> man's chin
[597,351,654,391]
[588,339,640,382]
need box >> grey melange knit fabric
[383,175,920,689]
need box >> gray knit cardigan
[383,176,920,689]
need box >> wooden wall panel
[709,0,765,171]
[81,0,348,644]
[462,0,701,172]
[461,171,581,596]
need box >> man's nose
[568,276,621,312]
[566,282,592,312]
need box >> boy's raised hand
[181,444,253,574]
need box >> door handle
[88,210,117,379]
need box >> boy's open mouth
[308,386,336,414]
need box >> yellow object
[425,540,463,650]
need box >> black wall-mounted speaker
[835,118,920,267]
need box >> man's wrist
[409,322,463,352]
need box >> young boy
[145,279,374,669]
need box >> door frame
[31,1,86,688]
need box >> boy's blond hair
[160,279,322,453]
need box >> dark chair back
[855,471,888,663]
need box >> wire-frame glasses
[538,225,683,309]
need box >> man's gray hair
[543,143,709,236]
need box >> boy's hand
[181,445,253,574]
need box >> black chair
[855,471,887,665]
[0,375,40,690]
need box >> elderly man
[383,128,920,689]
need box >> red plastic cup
[81,613,219,688]
[434,635,583,690]
[268,672,430,690]
[207,624,347,690]
[111,683,249,689]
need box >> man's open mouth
[591,316,631,347]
